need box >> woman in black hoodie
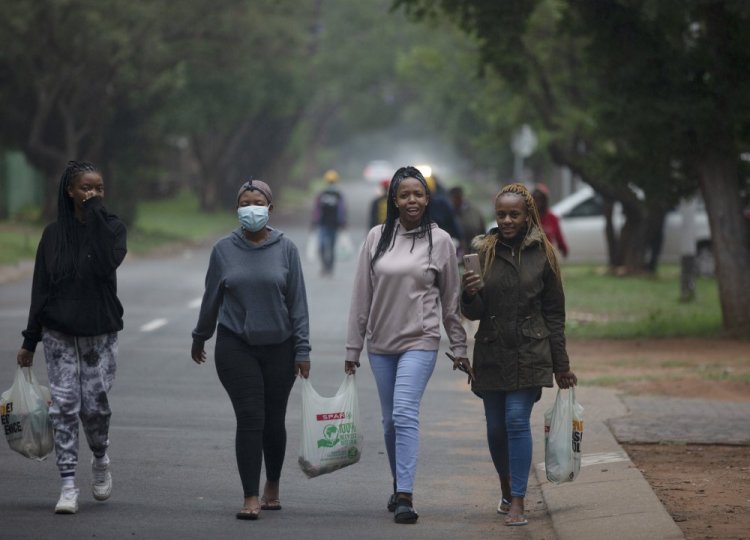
[17,161,127,515]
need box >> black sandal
[387,493,397,513]
[393,496,418,524]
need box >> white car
[550,185,713,273]
[362,160,394,183]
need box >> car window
[565,195,603,218]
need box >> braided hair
[480,183,560,278]
[52,160,100,283]
[370,166,433,270]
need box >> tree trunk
[613,199,648,274]
[602,197,619,267]
[698,149,750,337]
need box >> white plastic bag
[298,375,363,478]
[335,231,354,261]
[305,232,318,263]
[1,367,54,461]
[544,387,584,484]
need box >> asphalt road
[0,180,554,539]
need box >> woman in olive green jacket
[461,183,577,527]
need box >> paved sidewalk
[608,395,750,445]
[531,387,685,540]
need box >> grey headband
[237,180,273,205]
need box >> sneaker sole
[55,506,78,514]
[93,472,112,501]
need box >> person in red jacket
[532,184,569,258]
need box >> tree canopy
[395,0,750,335]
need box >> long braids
[480,182,560,278]
[52,160,99,283]
[370,166,433,270]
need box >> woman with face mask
[191,180,311,520]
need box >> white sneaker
[92,456,112,501]
[55,488,79,514]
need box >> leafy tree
[0,0,202,222]
[162,0,316,211]
[396,0,750,335]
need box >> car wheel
[695,241,715,277]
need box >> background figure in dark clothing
[449,186,487,253]
[424,173,464,252]
[369,179,390,228]
[312,169,347,276]
[17,160,126,515]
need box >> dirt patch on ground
[570,338,750,539]
[624,444,749,540]
[569,337,750,402]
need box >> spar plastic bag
[1,367,54,461]
[298,375,363,478]
[544,387,584,484]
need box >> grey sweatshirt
[346,222,467,364]
[192,227,310,361]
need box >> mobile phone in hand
[463,253,484,289]
[445,352,474,383]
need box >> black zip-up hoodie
[21,197,127,351]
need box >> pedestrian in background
[344,166,470,525]
[311,169,347,276]
[461,183,577,527]
[369,178,390,228]
[191,179,311,520]
[17,160,126,514]
[424,173,464,251]
[448,185,487,253]
[532,183,569,258]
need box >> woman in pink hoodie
[344,166,470,524]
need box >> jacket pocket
[474,325,500,344]
[520,317,550,340]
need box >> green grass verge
[0,191,237,261]
[562,264,722,338]
[130,190,236,252]
[0,224,44,264]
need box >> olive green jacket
[461,226,570,394]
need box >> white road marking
[139,318,168,332]
[188,298,202,309]
[538,450,630,471]
[580,451,630,467]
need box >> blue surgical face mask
[238,205,269,232]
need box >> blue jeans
[318,225,338,273]
[482,388,539,497]
[369,350,437,494]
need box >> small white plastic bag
[306,232,318,263]
[335,231,355,261]
[1,366,54,461]
[544,387,584,484]
[298,374,363,478]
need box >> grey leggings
[42,329,117,477]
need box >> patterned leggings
[42,329,117,477]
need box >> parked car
[550,185,714,274]
[362,160,394,183]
